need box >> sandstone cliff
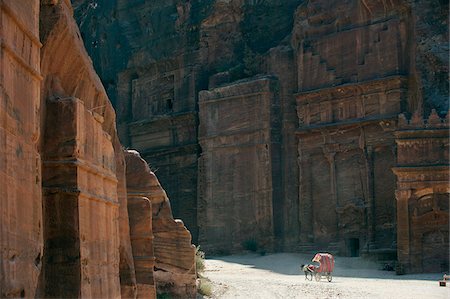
[125,150,196,298]
[0,1,42,297]
[73,0,304,247]
[74,0,448,272]
[0,0,196,298]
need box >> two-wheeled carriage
[311,253,335,282]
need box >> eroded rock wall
[41,98,120,298]
[1,0,196,297]
[409,0,449,115]
[292,0,411,255]
[74,0,448,266]
[74,0,304,246]
[393,111,449,273]
[115,143,138,299]
[38,1,127,297]
[0,1,42,298]
[125,150,196,298]
[198,77,279,253]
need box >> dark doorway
[349,238,360,257]
[166,98,173,111]
[422,230,449,272]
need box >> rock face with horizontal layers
[0,1,42,298]
[198,77,280,254]
[292,0,410,256]
[73,0,304,246]
[1,0,196,298]
[39,1,125,297]
[76,0,448,273]
[125,150,197,298]
[291,1,448,264]
[41,97,120,298]
[125,151,156,299]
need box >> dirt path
[201,253,449,299]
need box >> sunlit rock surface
[0,1,196,297]
[125,150,197,298]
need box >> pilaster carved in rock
[297,149,313,242]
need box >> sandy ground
[200,253,449,299]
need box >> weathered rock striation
[0,1,42,297]
[125,150,196,298]
[74,0,305,245]
[76,0,448,273]
[293,0,409,255]
[1,0,196,298]
[198,77,280,253]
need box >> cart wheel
[327,274,332,282]
[315,273,321,281]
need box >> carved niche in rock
[409,193,449,273]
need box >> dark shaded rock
[74,0,304,245]
[198,77,280,254]
[393,111,449,273]
[73,0,448,272]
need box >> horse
[300,264,316,281]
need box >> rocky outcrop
[40,97,121,298]
[125,150,196,298]
[75,0,448,273]
[1,0,196,298]
[39,1,125,297]
[116,146,138,298]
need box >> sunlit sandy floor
[200,253,449,299]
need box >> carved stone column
[323,146,338,237]
[364,145,376,250]
[324,151,337,200]
[359,126,376,251]
[298,150,313,242]
[395,189,411,273]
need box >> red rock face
[1,0,196,298]
[115,147,139,299]
[198,77,279,254]
[41,98,120,298]
[0,1,42,298]
[393,111,449,273]
[126,195,156,299]
[293,1,408,91]
[292,0,410,255]
[38,1,125,297]
[125,151,157,298]
[72,0,448,272]
[125,150,197,299]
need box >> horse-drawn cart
[312,253,335,282]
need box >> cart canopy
[312,253,335,273]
